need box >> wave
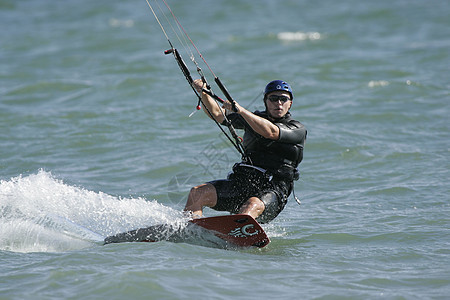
[0,170,185,253]
[277,31,323,41]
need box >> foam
[0,170,184,253]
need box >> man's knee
[239,197,265,218]
[256,192,282,224]
[247,197,265,212]
[188,183,217,207]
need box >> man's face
[265,91,292,119]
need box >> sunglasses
[267,95,291,103]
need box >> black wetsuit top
[210,110,306,223]
[226,110,307,174]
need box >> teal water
[1,0,449,299]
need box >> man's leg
[184,183,218,218]
[238,197,265,219]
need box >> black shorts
[208,164,292,223]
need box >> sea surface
[1,0,449,299]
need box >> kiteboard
[104,214,270,249]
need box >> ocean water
[1,0,449,299]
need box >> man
[184,79,307,223]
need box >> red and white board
[104,214,270,248]
[190,214,270,248]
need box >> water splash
[0,170,185,253]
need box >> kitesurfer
[184,80,307,223]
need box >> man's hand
[192,79,205,94]
[222,100,242,113]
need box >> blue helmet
[264,80,293,100]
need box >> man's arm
[192,79,225,123]
[233,106,280,140]
[193,79,282,141]
[278,122,307,144]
